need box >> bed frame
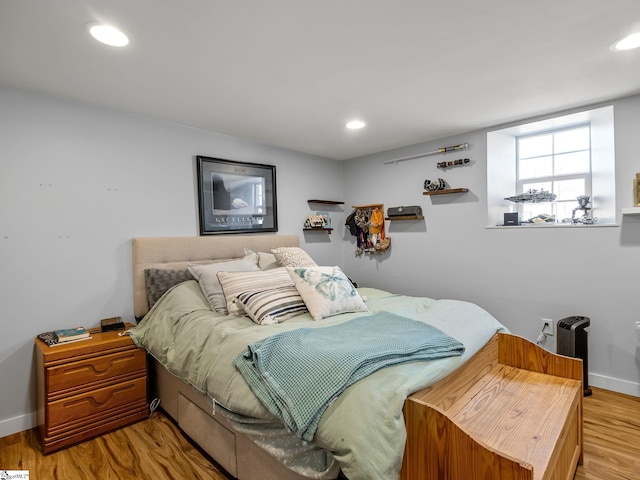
[132,235,583,480]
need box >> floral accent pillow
[286,266,367,320]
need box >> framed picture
[196,156,278,235]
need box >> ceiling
[1,1,639,161]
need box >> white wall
[0,86,345,436]
[3,85,639,439]
[343,95,640,397]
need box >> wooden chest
[35,324,148,454]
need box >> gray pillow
[144,268,195,308]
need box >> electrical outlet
[541,318,554,336]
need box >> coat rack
[383,143,469,165]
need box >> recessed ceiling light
[88,23,130,47]
[611,31,640,51]
[346,120,366,130]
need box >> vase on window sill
[634,173,640,207]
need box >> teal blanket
[234,311,465,442]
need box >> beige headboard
[132,234,299,319]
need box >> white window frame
[487,106,615,227]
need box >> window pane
[519,156,552,179]
[521,181,552,194]
[519,134,552,159]
[554,126,590,153]
[554,151,590,175]
[554,178,585,201]
[556,201,577,223]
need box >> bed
[129,235,583,480]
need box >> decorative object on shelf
[348,204,390,255]
[561,195,597,225]
[503,212,520,226]
[383,143,469,164]
[196,156,277,235]
[437,158,470,169]
[634,173,640,207]
[522,213,556,224]
[423,178,446,191]
[504,189,556,203]
[304,212,331,230]
[387,206,423,220]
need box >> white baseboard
[590,373,640,397]
[0,411,37,439]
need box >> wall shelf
[307,199,344,205]
[423,188,469,196]
[303,228,333,234]
[622,207,640,216]
[385,215,424,221]
[352,203,384,209]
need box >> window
[487,105,615,226]
[516,125,592,223]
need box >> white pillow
[216,267,294,315]
[188,253,259,313]
[235,286,307,325]
[286,266,368,320]
[244,248,280,270]
[271,247,317,268]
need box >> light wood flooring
[1,386,639,479]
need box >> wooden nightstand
[35,324,148,454]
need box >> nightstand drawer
[48,376,147,428]
[47,348,146,394]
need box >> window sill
[486,223,619,229]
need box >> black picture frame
[196,156,278,235]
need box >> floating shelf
[303,228,333,234]
[622,207,640,216]
[385,215,424,221]
[352,203,384,209]
[423,188,469,196]
[307,199,344,205]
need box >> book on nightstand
[38,327,91,347]
[55,326,90,342]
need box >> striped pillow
[217,268,293,315]
[236,286,308,325]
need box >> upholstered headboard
[132,235,299,319]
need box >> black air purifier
[557,316,592,396]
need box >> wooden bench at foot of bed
[402,332,583,480]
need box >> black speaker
[557,316,592,396]
[503,212,520,226]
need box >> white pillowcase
[271,247,317,268]
[216,267,294,315]
[244,248,280,270]
[286,266,368,320]
[188,253,259,314]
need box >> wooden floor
[574,387,640,479]
[0,412,232,480]
[1,386,639,479]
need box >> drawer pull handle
[65,383,136,408]
[64,353,137,376]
